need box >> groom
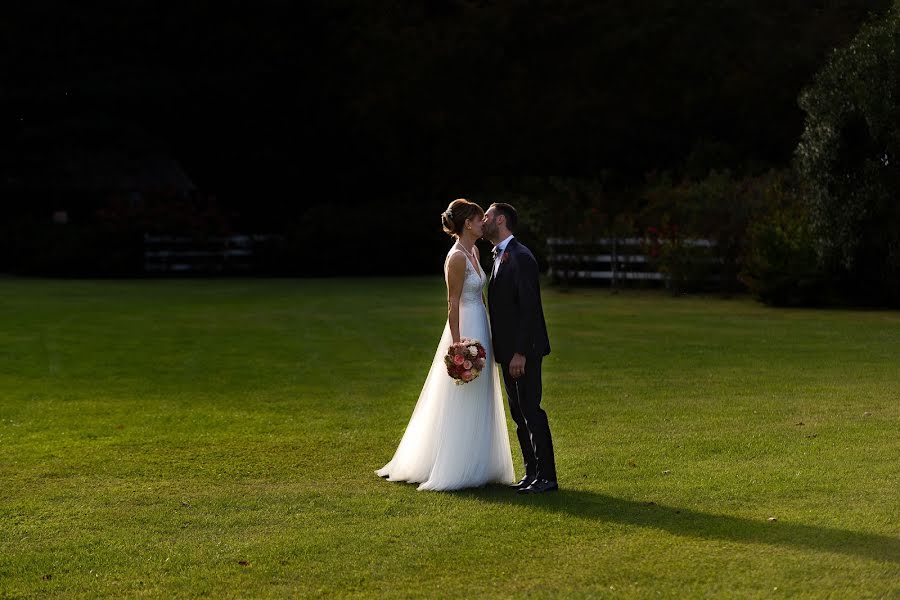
[482,203,558,494]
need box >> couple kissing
[377,199,557,495]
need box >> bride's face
[466,215,484,238]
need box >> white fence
[547,237,719,285]
[143,234,280,274]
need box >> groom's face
[482,208,499,239]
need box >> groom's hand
[509,353,526,379]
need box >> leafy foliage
[796,1,900,305]
[739,172,827,306]
[640,170,772,294]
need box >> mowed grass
[0,277,898,599]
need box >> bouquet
[444,338,487,385]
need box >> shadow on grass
[453,486,900,564]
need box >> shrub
[641,170,768,294]
[739,173,828,306]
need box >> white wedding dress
[376,245,515,491]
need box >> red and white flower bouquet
[444,338,488,385]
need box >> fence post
[611,236,619,291]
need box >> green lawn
[1,277,898,598]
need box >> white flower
[469,346,478,356]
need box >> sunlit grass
[1,277,898,598]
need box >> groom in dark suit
[482,203,558,494]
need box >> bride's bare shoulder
[445,249,467,268]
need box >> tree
[796,1,900,305]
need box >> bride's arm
[445,252,466,344]
[473,245,487,305]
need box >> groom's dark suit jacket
[488,238,551,364]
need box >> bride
[376,199,515,491]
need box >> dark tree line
[0,1,894,286]
[2,2,888,195]
[325,0,889,177]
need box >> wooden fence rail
[143,234,281,274]
[547,237,720,287]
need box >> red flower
[500,252,510,264]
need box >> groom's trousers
[501,353,557,482]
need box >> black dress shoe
[517,478,559,494]
[510,476,536,489]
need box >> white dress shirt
[492,235,515,278]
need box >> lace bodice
[447,247,485,305]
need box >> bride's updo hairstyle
[441,199,484,238]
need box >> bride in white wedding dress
[376,199,515,491]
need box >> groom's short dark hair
[490,203,518,232]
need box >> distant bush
[2,194,232,276]
[279,200,448,277]
[641,170,770,294]
[739,172,828,306]
[2,217,142,277]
